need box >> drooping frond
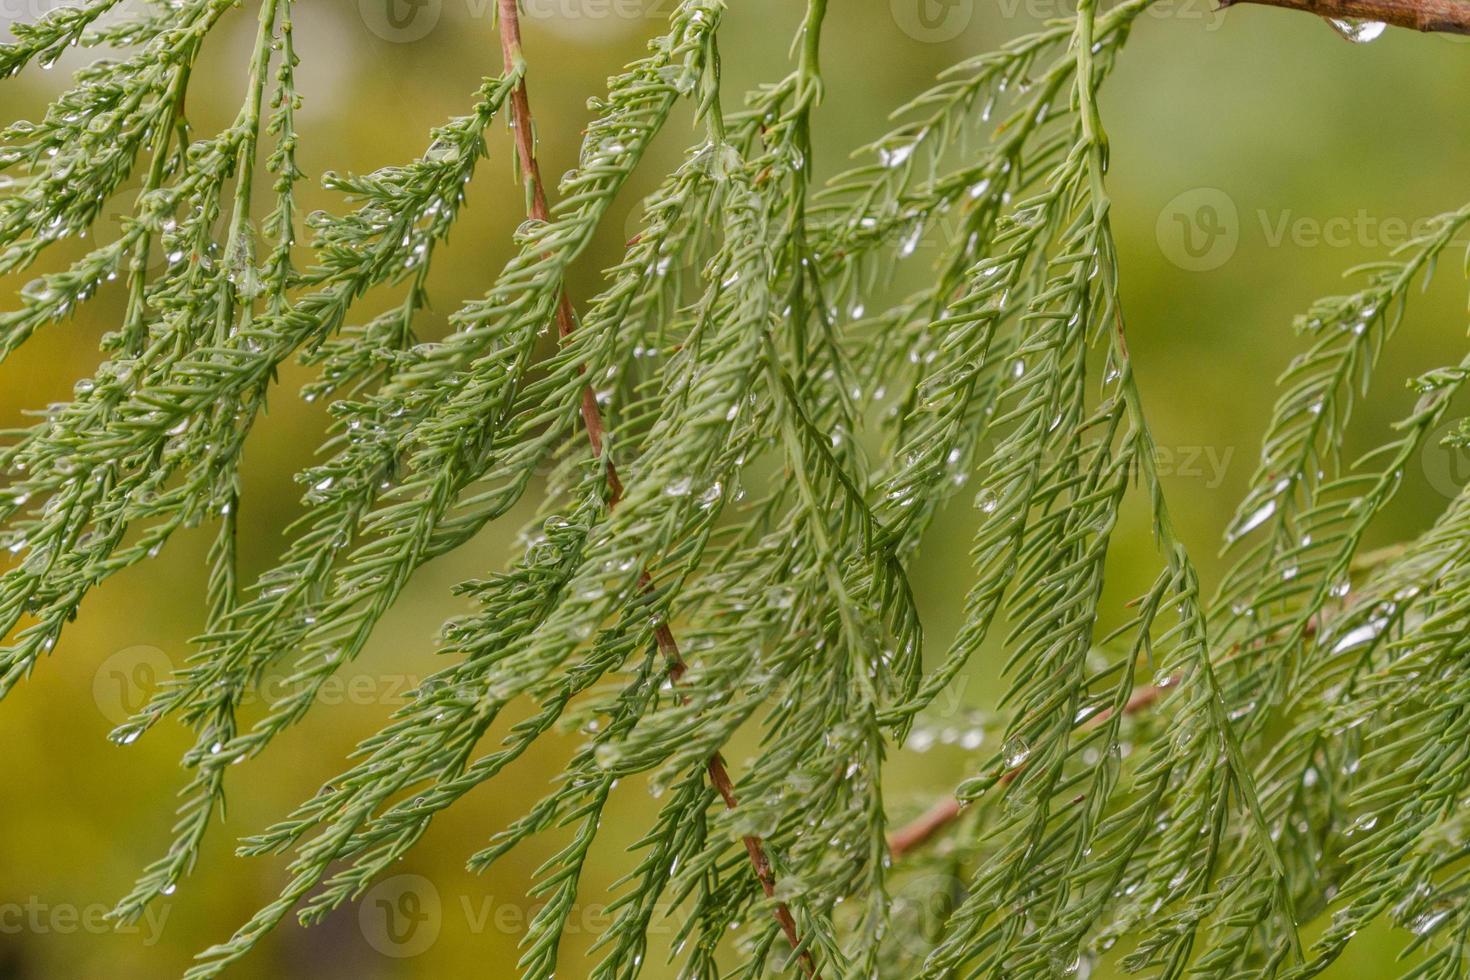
[2,0,1468,977]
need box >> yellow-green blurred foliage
[0,1,1467,976]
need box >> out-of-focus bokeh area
[1,0,1468,976]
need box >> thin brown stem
[886,682,1171,860]
[493,3,814,974]
[886,796,964,859]
[1218,0,1470,34]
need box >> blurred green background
[1,0,1468,975]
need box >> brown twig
[886,682,1172,860]
[493,4,815,975]
[1217,0,1470,34]
[886,796,964,859]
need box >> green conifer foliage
[2,0,1469,976]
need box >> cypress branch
[2,0,1469,976]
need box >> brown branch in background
[886,796,964,860]
[887,681,1172,860]
[493,3,816,975]
[1218,0,1470,34]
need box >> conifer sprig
[2,0,1469,976]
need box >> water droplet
[1412,905,1450,936]
[1003,736,1031,768]
[1228,498,1277,542]
[1326,17,1386,42]
[878,142,915,168]
[513,218,547,243]
[898,222,922,258]
[21,278,53,302]
[907,728,936,752]
[1331,617,1387,653]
